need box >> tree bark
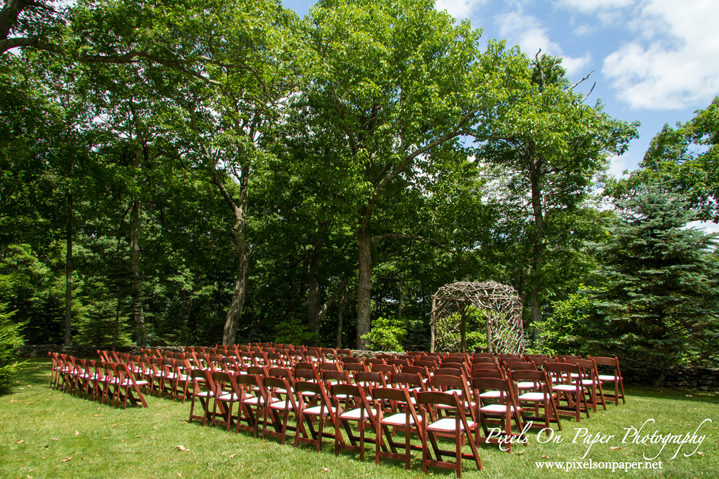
[219,164,250,346]
[63,191,73,347]
[529,157,545,341]
[307,237,324,342]
[129,197,147,346]
[336,284,347,349]
[356,209,372,349]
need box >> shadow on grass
[624,384,719,404]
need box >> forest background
[2,0,718,374]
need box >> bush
[274,318,319,346]
[361,317,407,351]
[0,303,26,385]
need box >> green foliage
[621,97,719,221]
[586,184,719,367]
[0,303,26,385]
[539,286,595,356]
[274,319,319,347]
[361,317,407,352]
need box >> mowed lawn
[1,359,718,479]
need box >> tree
[303,0,487,348]
[472,48,638,339]
[623,97,719,221]
[586,183,719,368]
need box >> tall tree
[587,183,719,368]
[473,48,638,338]
[304,0,487,348]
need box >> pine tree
[587,183,719,368]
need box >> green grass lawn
[1,358,717,479]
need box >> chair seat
[516,381,536,389]
[518,392,547,401]
[303,405,337,416]
[269,400,294,411]
[196,391,214,398]
[339,408,377,420]
[553,384,580,392]
[574,379,597,386]
[243,396,265,405]
[381,413,418,426]
[598,375,622,381]
[480,404,518,413]
[479,390,500,398]
[219,393,240,401]
[427,418,475,432]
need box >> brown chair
[417,391,483,477]
[211,371,240,431]
[472,377,526,453]
[294,381,340,452]
[373,387,423,470]
[330,384,378,460]
[590,356,625,405]
[545,362,590,422]
[235,373,266,438]
[511,369,561,433]
[262,376,297,445]
[189,369,215,426]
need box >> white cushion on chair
[381,413,417,426]
[480,404,518,413]
[479,390,500,398]
[516,381,535,389]
[427,418,475,432]
[219,393,240,401]
[243,396,265,405]
[339,408,377,420]
[269,400,294,411]
[553,384,579,392]
[303,405,337,415]
[598,375,621,381]
[518,392,547,401]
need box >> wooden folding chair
[330,384,378,460]
[511,369,561,434]
[189,369,215,426]
[373,386,423,470]
[117,363,149,408]
[262,376,297,445]
[573,359,607,412]
[294,381,341,452]
[472,377,526,453]
[545,362,590,422]
[590,356,626,405]
[211,371,240,431]
[417,391,483,477]
[235,373,266,438]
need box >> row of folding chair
[48,352,148,409]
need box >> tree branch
[570,71,594,91]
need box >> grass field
[1,358,717,479]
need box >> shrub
[0,303,26,385]
[361,317,407,351]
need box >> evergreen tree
[586,183,719,368]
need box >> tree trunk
[529,159,545,342]
[307,237,324,343]
[223,210,249,345]
[221,165,250,346]
[63,191,73,347]
[112,297,121,351]
[356,210,372,349]
[336,285,347,349]
[129,198,147,347]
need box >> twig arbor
[430,281,525,353]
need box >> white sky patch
[598,0,719,110]
[686,220,719,234]
[496,11,591,75]
[435,0,488,20]
[556,0,636,14]
[606,154,631,179]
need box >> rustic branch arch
[430,281,524,353]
